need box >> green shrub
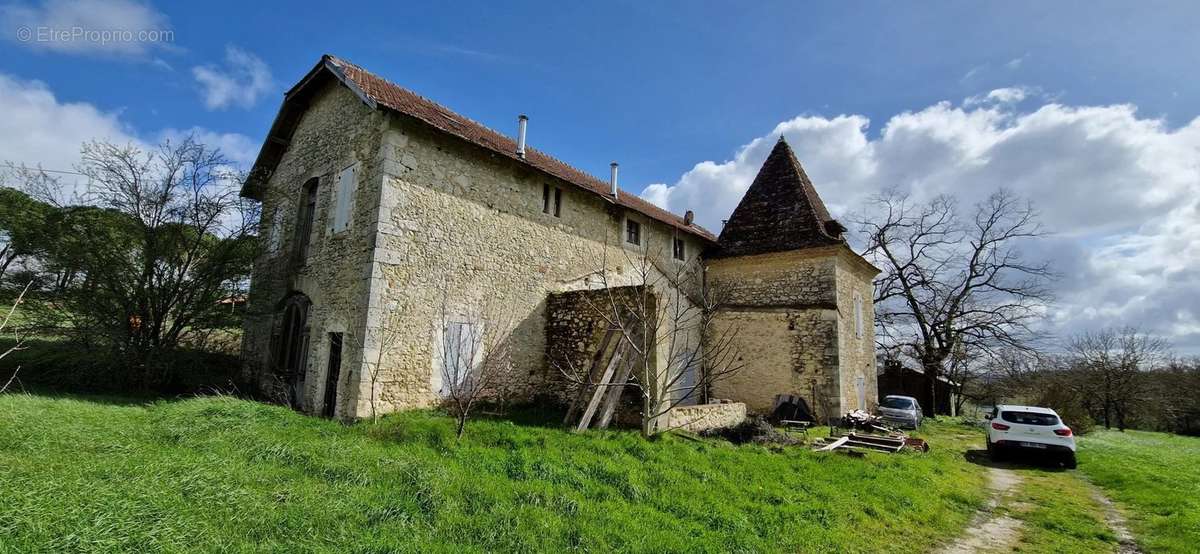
[0,337,241,394]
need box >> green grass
[1077,429,1200,553]
[0,394,990,553]
[1008,470,1116,553]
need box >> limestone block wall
[833,253,880,413]
[667,402,747,432]
[545,287,651,404]
[708,249,838,309]
[705,248,856,419]
[708,309,840,416]
[348,112,706,418]
[241,82,386,417]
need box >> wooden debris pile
[812,411,930,455]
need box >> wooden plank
[593,345,637,429]
[843,440,903,453]
[563,328,616,425]
[817,436,850,452]
[575,342,627,432]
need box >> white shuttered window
[332,164,357,233]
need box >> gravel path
[936,466,1025,554]
[1086,479,1143,554]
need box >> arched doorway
[274,293,312,410]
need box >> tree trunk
[921,359,940,417]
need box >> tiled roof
[245,54,716,242]
[712,137,846,258]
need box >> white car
[985,405,1077,468]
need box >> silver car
[878,395,923,429]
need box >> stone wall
[706,247,875,419]
[667,402,747,433]
[347,111,705,418]
[833,253,880,413]
[240,82,386,417]
[708,308,840,416]
[545,286,655,405]
[708,248,838,310]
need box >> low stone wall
[667,402,747,433]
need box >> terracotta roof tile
[323,55,716,242]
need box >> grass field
[1006,467,1117,553]
[1078,429,1200,553]
[0,393,988,553]
[1,393,1195,553]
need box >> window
[854,293,864,339]
[439,321,477,397]
[332,164,357,233]
[1000,411,1060,426]
[625,219,641,246]
[880,396,914,410]
[295,179,319,262]
[673,237,686,261]
[542,184,562,217]
[273,293,311,410]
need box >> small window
[543,184,562,217]
[625,219,641,246]
[672,237,686,261]
[295,179,319,262]
[332,164,357,233]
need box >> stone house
[239,55,878,427]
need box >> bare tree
[348,308,407,424]
[1067,327,1169,431]
[0,282,32,393]
[15,137,259,386]
[857,188,1053,416]
[434,285,516,438]
[555,235,744,437]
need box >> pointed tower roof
[712,137,846,258]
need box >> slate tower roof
[712,137,846,258]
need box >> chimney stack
[684,210,694,225]
[610,162,619,199]
[516,114,528,158]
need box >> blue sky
[3,1,1198,185]
[3,1,1200,352]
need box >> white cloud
[960,64,987,82]
[0,72,255,201]
[643,95,1200,352]
[0,72,140,174]
[1005,54,1028,70]
[158,127,259,166]
[191,46,273,110]
[1,0,173,57]
[965,86,1030,107]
